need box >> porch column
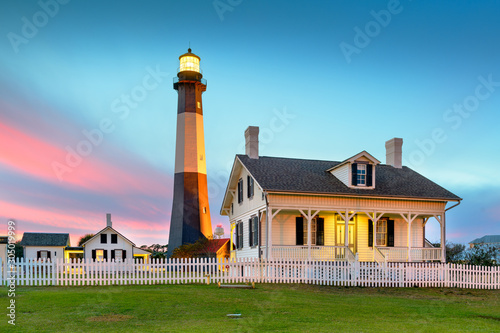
[440,214,446,262]
[407,221,411,262]
[299,209,319,261]
[400,213,418,262]
[267,208,272,260]
[344,212,349,248]
[267,208,281,260]
[336,210,356,258]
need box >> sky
[0,0,499,247]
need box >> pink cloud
[0,121,173,196]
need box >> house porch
[257,207,446,263]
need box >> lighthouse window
[197,102,201,109]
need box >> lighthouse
[167,49,212,257]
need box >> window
[101,233,107,244]
[92,249,108,261]
[303,219,317,246]
[231,203,234,215]
[370,219,394,247]
[351,163,373,187]
[39,251,48,260]
[96,249,104,261]
[249,216,259,247]
[114,249,123,262]
[111,234,118,244]
[112,249,127,261]
[239,178,243,203]
[296,217,324,246]
[376,220,387,246]
[247,176,254,198]
[357,164,366,185]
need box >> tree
[14,240,23,258]
[431,241,466,263]
[78,234,94,246]
[170,237,214,259]
[463,244,498,266]
[139,243,168,260]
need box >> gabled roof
[469,235,500,244]
[81,226,135,247]
[232,154,461,201]
[327,150,380,172]
[20,233,70,247]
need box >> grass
[2,283,499,332]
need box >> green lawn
[2,283,499,332]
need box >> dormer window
[351,162,373,187]
[327,150,379,189]
[357,164,366,185]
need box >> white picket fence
[1,258,499,289]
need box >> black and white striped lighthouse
[167,49,212,257]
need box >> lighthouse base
[167,172,212,258]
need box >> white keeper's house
[220,127,462,263]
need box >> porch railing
[377,247,442,262]
[411,248,442,261]
[270,246,350,261]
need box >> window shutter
[103,250,108,261]
[251,177,254,197]
[47,251,51,259]
[296,217,304,245]
[238,179,243,203]
[366,164,373,186]
[387,220,395,247]
[316,218,324,246]
[92,249,96,260]
[111,250,115,260]
[37,251,41,260]
[368,220,373,247]
[239,223,243,249]
[122,250,126,259]
[248,218,253,247]
[235,223,239,249]
[247,176,254,198]
[351,163,358,186]
[254,216,259,246]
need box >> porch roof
[237,154,461,201]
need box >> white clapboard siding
[1,258,499,289]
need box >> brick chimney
[385,138,403,168]
[245,126,259,159]
[106,213,112,228]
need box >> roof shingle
[237,154,460,201]
[20,233,70,247]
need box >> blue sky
[0,0,499,246]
